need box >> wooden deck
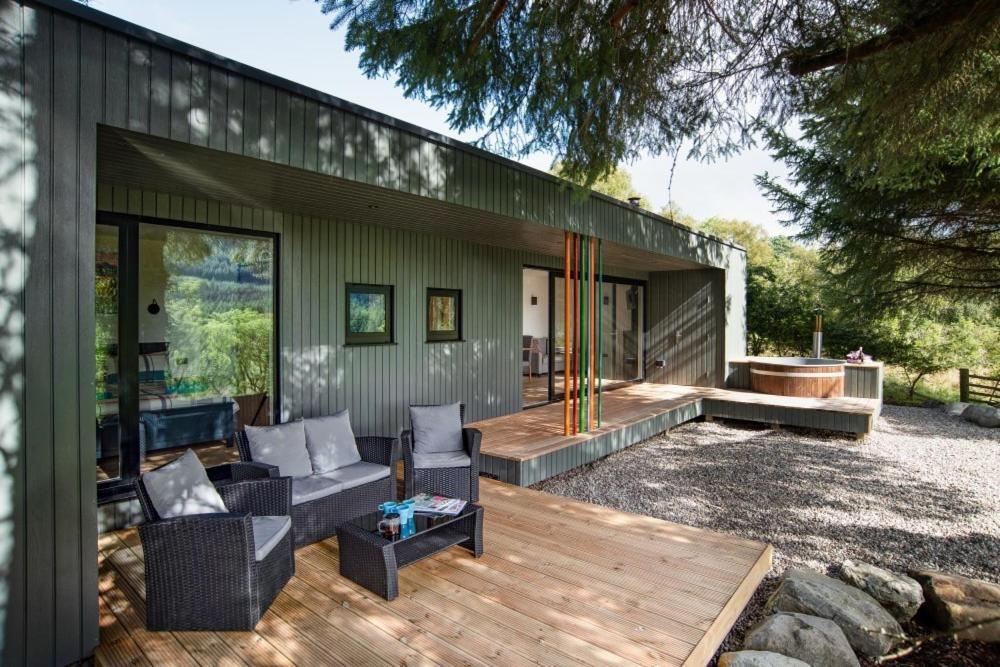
[473,383,881,485]
[96,478,771,666]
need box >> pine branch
[786,0,994,76]
[467,0,509,55]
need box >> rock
[910,570,1000,642]
[943,401,969,416]
[767,567,902,658]
[744,612,859,667]
[719,649,812,667]
[962,403,1000,428]
[840,560,924,622]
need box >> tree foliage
[318,0,999,185]
[551,162,650,209]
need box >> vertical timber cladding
[1,0,739,663]
[646,269,727,387]
[94,185,653,438]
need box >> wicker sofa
[236,414,398,547]
[402,403,481,502]
[135,457,294,631]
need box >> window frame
[345,283,395,345]
[96,213,280,504]
[426,287,463,342]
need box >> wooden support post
[571,234,579,434]
[960,368,970,402]
[563,231,571,436]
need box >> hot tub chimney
[812,306,824,358]
[627,196,641,208]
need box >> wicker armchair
[135,461,294,631]
[402,404,481,502]
[236,431,399,547]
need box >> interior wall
[522,268,549,339]
[646,269,726,387]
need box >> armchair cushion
[409,403,463,454]
[244,420,313,478]
[291,476,343,506]
[142,449,228,519]
[304,410,361,473]
[325,461,391,491]
[251,515,292,561]
[413,451,472,469]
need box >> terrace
[98,479,772,666]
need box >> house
[0,0,749,662]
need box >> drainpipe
[812,307,824,358]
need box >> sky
[90,0,793,235]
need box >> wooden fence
[960,369,1000,406]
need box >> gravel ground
[534,405,1000,665]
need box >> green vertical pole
[597,238,603,427]
[579,237,588,432]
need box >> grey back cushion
[410,402,464,454]
[304,410,362,473]
[244,420,313,477]
[142,449,228,519]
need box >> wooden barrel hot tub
[749,357,845,398]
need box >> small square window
[427,288,462,342]
[346,283,394,345]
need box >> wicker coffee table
[336,501,483,600]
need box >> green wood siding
[0,1,741,662]
[647,269,727,387]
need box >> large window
[96,216,277,501]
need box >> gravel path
[534,405,1000,664]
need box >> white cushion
[251,515,292,561]
[303,410,361,473]
[142,449,228,519]
[410,403,464,454]
[291,475,343,506]
[413,451,472,469]
[325,461,391,492]
[244,420,313,478]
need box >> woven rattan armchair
[402,404,481,502]
[236,431,399,547]
[135,461,294,631]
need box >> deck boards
[474,383,881,464]
[95,479,771,666]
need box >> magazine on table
[409,493,467,516]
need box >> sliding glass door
[96,216,278,501]
[521,266,645,408]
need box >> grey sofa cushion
[291,476,343,506]
[244,420,313,478]
[142,449,228,519]
[251,515,292,561]
[410,403,464,454]
[325,461,391,492]
[303,410,361,473]
[413,451,472,470]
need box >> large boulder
[840,560,924,622]
[962,403,1000,428]
[768,567,902,658]
[719,649,811,667]
[744,612,859,667]
[910,570,1000,642]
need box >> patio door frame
[95,212,281,503]
[522,264,648,408]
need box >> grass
[882,365,961,406]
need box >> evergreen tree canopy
[318,0,998,185]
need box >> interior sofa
[236,411,398,547]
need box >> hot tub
[749,357,846,398]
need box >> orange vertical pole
[588,236,596,431]
[571,234,579,434]
[563,231,571,436]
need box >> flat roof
[36,0,746,255]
